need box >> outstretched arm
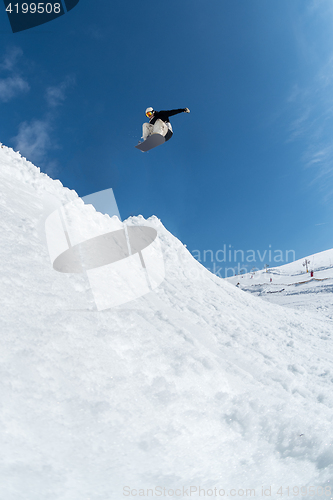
[156,108,190,120]
[166,108,190,116]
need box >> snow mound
[1,144,333,499]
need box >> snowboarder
[142,107,190,141]
[136,107,190,152]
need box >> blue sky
[1,0,333,277]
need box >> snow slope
[1,144,333,499]
[226,252,333,319]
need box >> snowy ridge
[226,249,333,319]
[264,249,333,277]
[1,144,333,499]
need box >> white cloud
[2,49,75,175]
[13,119,61,175]
[0,76,29,102]
[288,109,312,141]
[13,120,53,164]
[0,47,23,72]
[11,73,75,171]
[46,76,75,108]
[286,47,333,200]
[0,47,30,102]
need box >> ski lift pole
[302,259,310,273]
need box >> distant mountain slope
[1,144,333,499]
[226,249,333,318]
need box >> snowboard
[135,133,165,152]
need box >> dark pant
[165,130,173,142]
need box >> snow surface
[1,144,333,499]
[226,252,333,320]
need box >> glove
[184,108,190,113]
